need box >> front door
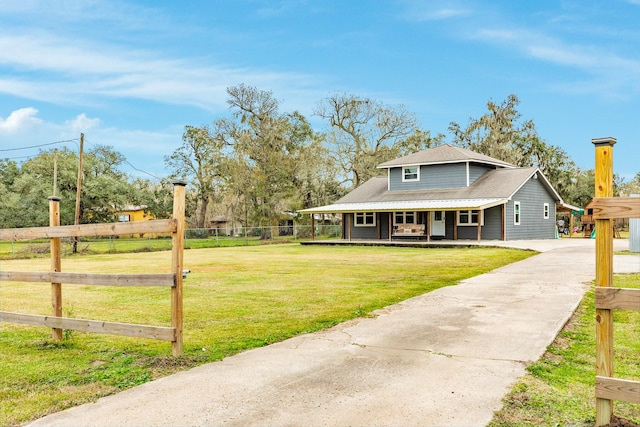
[431,211,445,236]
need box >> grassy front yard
[490,273,640,426]
[0,244,532,426]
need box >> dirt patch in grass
[605,415,640,427]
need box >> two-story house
[300,144,567,241]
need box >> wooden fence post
[48,196,63,341]
[171,181,186,357]
[593,137,616,426]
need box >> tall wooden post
[49,196,63,341]
[311,214,315,240]
[73,133,84,254]
[171,181,186,356]
[453,212,458,241]
[501,203,506,241]
[593,137,615,426]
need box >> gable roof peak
[377,143,515,169]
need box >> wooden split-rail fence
[590,138,640,426]
[0,182,186,356]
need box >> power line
[84,137,163,180]
[0,136,162,180]
[123,160,162,180]
[0,138,78,152]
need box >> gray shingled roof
[300,166,562,213]
[336,167,541,204]
[377,144,515,169]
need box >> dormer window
[403,165,419,182]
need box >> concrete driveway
[27,239,639,427]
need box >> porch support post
[501,204,506,241]
[426,211,431,242]
[377,213,381,239]
[311,214,315,240]
[453,211,458,241]
[341,214,345,239]
[388,212,392,241]
[477,210,482,241]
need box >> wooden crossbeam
[596,376,640,404]
[0,271,176,287]
[595,287,640,311]
[0,311,176,341]
[591,197,640,219]
[0,219,177,241]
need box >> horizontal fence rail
[594,287,640,310]
[0,182,186,356]
[0,219,177,241]
[591,197,640,220]
[0,271,176,287]
[0,312,176,341]
[595,376,640,404]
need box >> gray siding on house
[456,224,479,240]
[344,213,379,239]
[389,164,468,191]
[444,211,456,240]
[469,163,494,185]
[505,178,557,240]
[455,206,502,240]
[379,212,391,240]
[481,205,503,240]
[344,213,393,240]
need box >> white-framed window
[402,165,420,182]
[514,201,521,225]
[543,203,550,219]
[457,210,481,226]
[355,212,376,227]
[394,211,417,225]
[118,214,130,222]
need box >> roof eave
[377,159,515,169]
[298,198,508,214]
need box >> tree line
[2,85,639,230]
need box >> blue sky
[1,0,639,182]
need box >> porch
[309,206,507,243]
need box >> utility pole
[53,149,58,196]
[73,133,84,254]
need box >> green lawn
[490,273,640,426]
[0,244,532,426]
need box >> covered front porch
[303,198,510,243]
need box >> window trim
[543,203,550,219]
[514,201,521,225]
[402,165,420,182]
[457,210,482,226]
[393,211,417,225]
[354,212,376,227]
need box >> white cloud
[0,28,322,113]
[398,0,470,22]
[66,113,101,132]
[473,27,640,96]
[0,107,42,132]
